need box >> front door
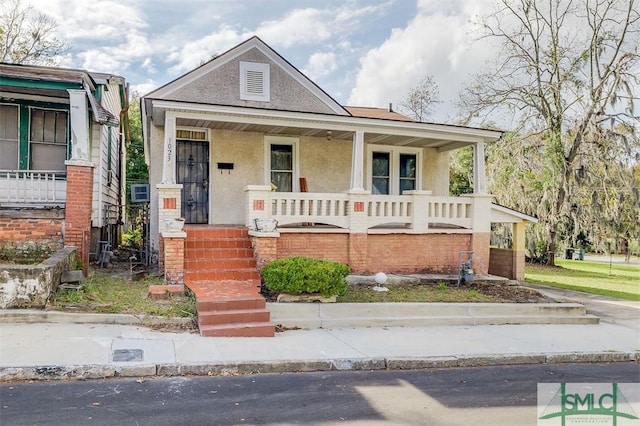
[176,140,209,224]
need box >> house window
[240,61,270,102]
[372,152,390,195]
[30,108,67,171]
[399,153,417,193]
[0,104,19,169]
[367,146,422,195]
[264,136,298,192]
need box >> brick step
[185,238,252,250]
[184,247,255,259]
[199,322,275,337]
[184,258,257,270]
[185,269,261,282]
[186,227,249,239]
[198,308,271,326]
[196,296,266,312]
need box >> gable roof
[145,36,348,116]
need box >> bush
[261,257,350,297]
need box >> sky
[26,0,498,123]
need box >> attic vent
[240,61,270,102]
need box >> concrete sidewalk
[0,285,638,381]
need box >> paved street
[2,362,638,426]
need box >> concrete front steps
[268,302,599,329]
[184,226,274,337]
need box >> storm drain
[112,349,144,362]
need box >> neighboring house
[0,63,129,272]
[141,36,535,290]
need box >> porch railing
[246,186,476,232]
[0,170,67,204]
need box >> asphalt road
[1,363,638,426]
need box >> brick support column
[64,163,93,275]
[347,190,370,273]
[157,184,183,233]
[471,232,491,275]
[250,233,278,270]
[162,231,186,285]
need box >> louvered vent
[240,61,270,102]
[245,70,264,95]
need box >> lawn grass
[48,272,197,317]
[525,259,640,301]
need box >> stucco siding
[298,136,352,193]
[209,130,264,224]
[168,48,337,114]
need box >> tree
[459,0,640,265]
[0,0,68,65]
[400,75,442,122]
[126,93,148,192]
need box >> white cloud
[303,52,338,79]
[347,0,496,121]
[131,80,158,97]
[165,26,249,74]
[256,8,332,47]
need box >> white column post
[67,89,91,164]
[162,114,177,184]
[350,130,365,192]
[473,142,487,194]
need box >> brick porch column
[64,163,93,276]
[162,231,186,285]
[470,194,493,275]
[250,232,278,270]
[348,190,370,273]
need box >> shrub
[261,257,350,297]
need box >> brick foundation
[64,164,94,275]
[252,232,487,275]
[0,216,64,250]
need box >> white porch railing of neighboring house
[0,170,67,205]
[245,186,476,232]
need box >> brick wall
[366,233,472,274]
[488,248,514,279]
[0,217,64,250]
[277,233,350,264]
[269,232,482,275]
[64,165,94,274]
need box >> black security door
[176,140,209,224]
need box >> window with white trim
[240,61,270,102]
[367,146,421,195]
[264,136,299,192]
[0,104,19,169]
[30,108,68,171]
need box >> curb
[0,310,194,327]
[1,351,637,382]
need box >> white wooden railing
[246,186,477,232]
[270,192,350,228]
[0,170,67,204]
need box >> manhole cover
[112,349,144,362]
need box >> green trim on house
[18,105,29,170]
[0,76,82,91]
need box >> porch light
[373,272,389,292]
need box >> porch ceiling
[175,116,482,151]
[147,100,502,152]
